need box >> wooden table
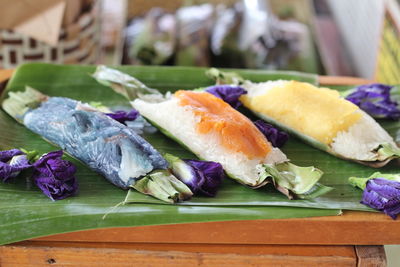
[0,70,391,266]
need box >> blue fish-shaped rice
[22,97,168,189]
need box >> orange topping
[175,90,271,159]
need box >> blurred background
[0,0,398,83]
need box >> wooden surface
[34,211,400,245]
[319,75,373,85]
[1,242,385,267]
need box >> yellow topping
[240,81,362,144]
[175,90,271,159]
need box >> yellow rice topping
[240,81,362,144]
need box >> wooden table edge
[318,75,374,85]
[3,242,386,266]
[32,210,399,245]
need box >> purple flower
[254,120,289,148]
[205,85,247,109]
[345,83,400,120]
[182,159,225,197]
[361,178,400,219]
[105,109,139,124]
[0,149,32,182]
[0,149,23,162]
[165,154,225,197]
[32,150,78,201]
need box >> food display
[93,66,331,199]
[207,69,400,167]
[0,63,399,246]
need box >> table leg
[355,246,386,267]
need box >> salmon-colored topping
[175,90,271,159]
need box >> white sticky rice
[242,80,288,97]
[133,97,287,186]
[331,110,396,161]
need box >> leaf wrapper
[92,65,163,101]
[131,170,193,203]
[349,172,400,190]
[260,162,331,199]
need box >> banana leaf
[0,63,387,245]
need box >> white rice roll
[133,96,287,186]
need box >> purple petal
[361,178,400,219]
[47,158,77,180]
[0,154,32,182]
[34,150,64,168]
[346,83,400,120]
[0,162,17,182]
[183,159,225,197]
[0,149,23,162]
[205,85,247,109]
[179,166,206,192]
[366,178,400,199]
[253,120,289,148]
[106,109,139,124]
[384,204,400,220]
[32,150,78,200]
[34,174,78,201]
[10,154,31,168]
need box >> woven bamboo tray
[0,3,100,68]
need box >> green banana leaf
[0,63,392,245]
